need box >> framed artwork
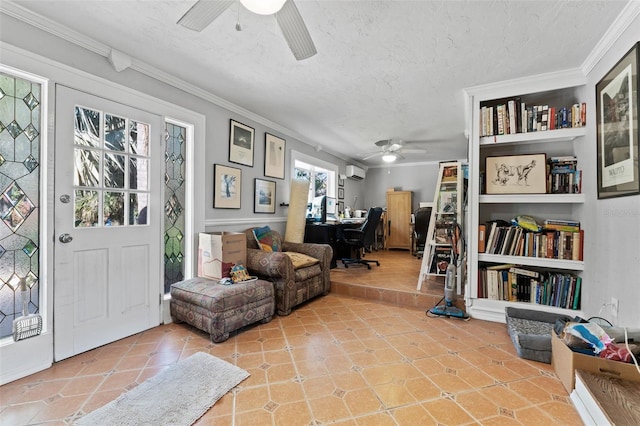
[254,178,276,213]
[596,42,639,199]
[338,187,345,199]
[264,133,286,179]
[485,154,547,194]
[229,119,255,167]
[213,164,241,209]
[338,201,344,213]
[338,176,345,187]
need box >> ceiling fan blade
[177,0,234,31]
[361,152,383,161]
[276,0,317,60]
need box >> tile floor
[0,250,582,426]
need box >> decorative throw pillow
[253,226,281,252]
[284,252,319,269]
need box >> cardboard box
[198,232,246,280]
[551,331,640,393]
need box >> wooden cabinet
[385,191,412,250]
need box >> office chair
[341,207,383,269]
[413,207,432,258]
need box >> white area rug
[75,352,249,426]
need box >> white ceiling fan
[359,139,428,163]
[177,0,317,61]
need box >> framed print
[213,164,241,209]
[596,42,639,199]
[264,133,286,179]
[338,187,345,199]
[229,119,255,167]
[338,176,345,187]
[485,154,547,194]
[254,178,276,213]
[338,201,344,213]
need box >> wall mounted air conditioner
[346,165,365,180]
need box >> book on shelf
[479,98,586,137]
[478,224,486,253]
[483,219,583,261]
[478,265,581,309]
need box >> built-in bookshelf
[464,70,587,323]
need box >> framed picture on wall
[338,201,344,214]
[338,187,344,199]
[229,119,255,167]
[254,178,276,213]
[596,42,639,199]
[485,154,547,194]
[264,133,286,179]
[213,164,241,209]
[338,176,345,187]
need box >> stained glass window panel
[164,122,186,294]
[0,71,41,339]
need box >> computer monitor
[307,195,327,223]
[326,197,337,216]
[325,197,337,222]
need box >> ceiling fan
[359,139,428,163]
[177,0,317,61]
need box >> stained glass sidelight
[164,123,186,293]
[0,72,42,339]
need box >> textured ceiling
[6,0,629,165]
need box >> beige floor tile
[1,251,582,426]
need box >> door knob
[58,233,73,243]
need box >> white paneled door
[54,85,162,361]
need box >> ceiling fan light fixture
[382,153,397,163]
[240,0,287,15]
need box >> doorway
[53,85,162,361]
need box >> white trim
[0,64,53,385]
[581,0,640,75]
[0,43,206,384]
[0,1,337,156]
[205,217,288,229]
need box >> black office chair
[413,207,432,258]
[341,207,383,269]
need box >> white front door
[54,85,162,361]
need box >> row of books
[479,97,586,137]
[547,156,582,194]
[480,220,583,260]
[478,265,581,310]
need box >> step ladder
[417,161,465,293]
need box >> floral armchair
[243,227,332,315]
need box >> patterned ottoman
[170,277,275,343]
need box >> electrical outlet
[611,297,619,322]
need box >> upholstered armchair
[243,227,332,315]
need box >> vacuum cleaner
[427,222,469,320]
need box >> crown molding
[581,0,640,75]
[0,0,342,157]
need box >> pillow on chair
[253,226,281,252]
[284,252,319,269]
